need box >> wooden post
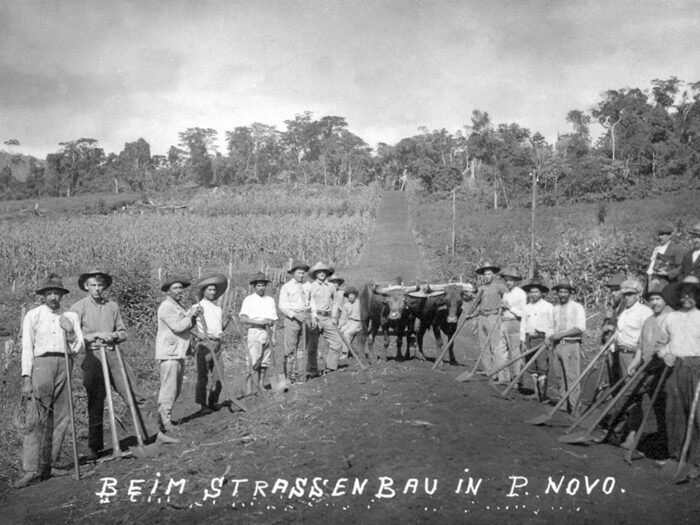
[529,170,537,279]
[451,190,456,256]
[158,267,162,281]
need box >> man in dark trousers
[680,222,700,281]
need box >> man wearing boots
[240,273,278,390]
[520,278,554,402]
[307,262,343,374]
[474,261,508,376]
[496,266,527,384]
[278,261,312,381]
[614,279,653,384]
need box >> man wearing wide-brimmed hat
[549,278,586,414]
[614,279,653,382]
[156,274,201,434]
[72,268,174,461]
[520,277,554,402]
[494,266,527,383]
[14,274,84,489]
[679,222,700,281]
[240,272,278,390]
[338,286,362,358]
[192,273,228,414]
[473,261,508,376]
[657,276,700,479]
[307,261,343,374]
[278,260,312,382]
[646,223,684,289]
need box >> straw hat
[36,273,69,295]
[78,268,113,291]
[288,260,310,274]
[249,272,271,286]
[500,266,522,280]
[521,277,549,294]
[161,274,191,292]
[476,260,500,275]
[552,277,576,293]
[309,261,335,279]
[194,273,228,300]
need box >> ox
[359,281,418,360]
[408,282,477,363]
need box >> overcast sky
[1,0,699,158]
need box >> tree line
[1,77,699,205]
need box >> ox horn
[375,284,404,294]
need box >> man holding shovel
[614,279,653,385]
[520,277,554,403]
[72,269,177,462]
[14,274,84,489]
[474,261,508,376]
[278,260,311,382]
[240,273,278,391]
[495,266,526,384]
[657,276,700,480]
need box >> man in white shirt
[550,278,586,414]
[240,273,278,391]
[615,279,653,381]
[192,273,227,414]
[520,278,554,402]
[278,260,312,381]
[494,266,526,383]
[15,274,84,489]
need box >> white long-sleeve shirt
[520,299,554,342]
[616,300,653,349]
[502,287,527,321]
[196,298,223,338]
[278,279,310,318]
[22,305,84,377]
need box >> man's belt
[480,309,500,316]
[617,343,637,353]
[316,311,332,317]
[559,338,582,343]
[36,352,69,358]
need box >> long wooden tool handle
[99,346,121,454]
[432,314,471,370]
[334,325,369,371]
[676,374,700,475]
[626,366,670,463]
[566,370,628,434]
[502,343,549,397]
[463,315,501,378]
[488,342,543,380]
[62,349,80,480]
[114,346,146,446]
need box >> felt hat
[36,273,69,295]
[344,286,359,297]
[249,272,271,286]
[309,261,335,279]
[78,268,113,291]
[194,273,228,300]
[329,275,345,285]
[161,274,191,292]
[552,277,576,293]
[620,279,643,295]
[656,223,673,235]
[476,260,500,275]
[500,266,522,280]
[666,276,700,309]
[288,260,310,274]
[688,222,700,236]
[521,277,549,294]
[644,281,672,302]
[604,272,626,289]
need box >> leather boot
[537,375,548,403]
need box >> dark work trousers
[665,357,700,463]
[195,339,222,407]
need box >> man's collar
[88,294,107,306]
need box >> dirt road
[2,192,698,524]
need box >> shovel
[527,336,615,426]
[61,327,80,479]
[333,324,369,371]
[267,326,291,393]
[666,378,700,481]
[459,342,542,383]
[113,345,160,458]
[563,372,628,435]
[501,343,550,398]
[432,313,473,370]
[624,366,670,464]
[455,312,502,381]
[96,345,130,461]
[558,358,653,443]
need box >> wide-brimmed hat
[36,273,69,295]
[687,222,700,237]
[78,268,113,291]
[249,272,271,285]
[344,286,359,297]
[620,279,643,295]
[309,261,335,279]
[194,272,228,300]
[666,276,700,309]
[552,277,576,292]
[288,260,310,274]
[656,223,673,235]
[500,266,522,280]
[604,272,626,289]
[476,260,500,275]
[161,274,191,292]
[329,275,345,285]
[522,277,549,294]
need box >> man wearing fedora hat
[72,268,174,461]
[192,273,228,414]
[657,276,700,478]
[240,273,278,390]
[520,277,554,402]
[679,222,700,281]
[156,274,202,434]
[646,224,684,289]
[307,261,343,374]
[474,261,508,376]
[278,260,312,382]
[550,278,586,414]
[495,266,527,383]
[15,274,84,489]
[614,279,653,383]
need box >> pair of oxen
[357,280,476,363]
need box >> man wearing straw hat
[240,272,278,390]
[657,276,700,479]
[474,261,508,376]
[192,273,228,414]
[72,268,176,462]
[550,277,586,414]
[520,277,554,402]
[495,266,527,384]
[156,274,202,434]
[14,274,84,489]
[307,261,344,374]
[278,260,312,382]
